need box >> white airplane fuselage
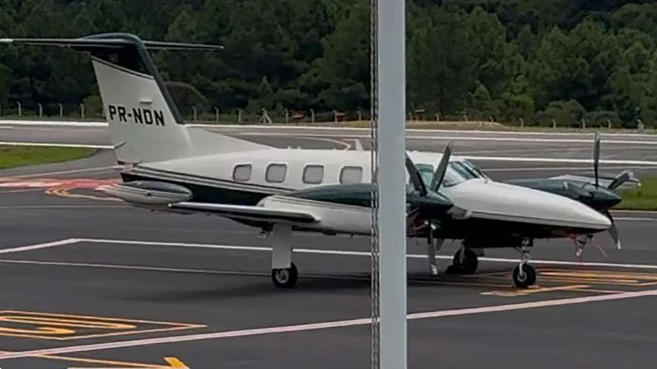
[116,145,612,241]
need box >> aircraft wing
[543,133,640,191]
[167,202,318,225]
[97,180,318,226]
[547,172,641,190]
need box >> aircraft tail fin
[0,33,267,164]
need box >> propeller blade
[604,210,621,250]
[593,132,601,187]
[405,152,428,196]
[607,169,634,190]
[430,142,453,192]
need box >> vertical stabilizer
[91,53,193,164]
[0,33,269,164]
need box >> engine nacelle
[97,180,193,205]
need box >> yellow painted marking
[540,276,641,285]
[0,326,74,335]
[471,268,657,289]
[41,354,173,368]
[542,270,657,280]
[538,269,657,286]
[46,187,119,201]
[0,350,173,368]
[0,188,43,194]
[571,288,626,294]
[636,281,657,286]
[165,357,189,368]
[0,315,136,329]
[0,311,205,340]
[482,284,590,297]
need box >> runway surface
[3,122,657,179]
[0,126,657,368]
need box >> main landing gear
[512,239,536,288]
[268,224,298,289]
[272,263,298,288]
[445,244,479,275]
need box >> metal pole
[377,0,407,367]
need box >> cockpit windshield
[415,159,489,188]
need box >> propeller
[590,132,638,191]
[405,143,453,275]
[607,169,638,191]
[430,142,452,192]
[591,133,621,250]
[405,153,428,197]
[604,210,621,250]
[593,132,600,187]
[404,141,452,197]
[404,142,453,228]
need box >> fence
[0,102,649,131]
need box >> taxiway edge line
[0,238,80,255]
[75,237,657,270]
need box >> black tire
[451,248,478,274]
[512,264,537,288]
[272,262,298,288]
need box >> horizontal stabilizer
[168,202,318,225]
[0,35,224,51]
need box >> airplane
[1,32,614,289]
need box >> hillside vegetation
[0,0,656,126]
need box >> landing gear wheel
[448,248,478,274]
[272,262,298,289]
[512,264,536,288]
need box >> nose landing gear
[512,238,536,288]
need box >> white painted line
[461,156,657,166]
[238,131,657,146]
[1,288,655,360]
[76,238,657,270]
[0,120,106,127]
[0,141,113,149]
[0,258,272,277]
[0,238,80,255]
[485,165,657,172]
[205,125,657,138]
[3,119,657,138]
[0,205,127,209]
[614,217,657,222]
[0,259,508,289]
[612,210,657,215]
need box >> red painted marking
[0,178,119,190]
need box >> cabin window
[415,164,434,187]
[233,164,252,182]
[303,165,324,184]
[340,166,363,184]
[266,163,287,183]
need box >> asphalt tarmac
[0,125,657,368]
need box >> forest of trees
[1,0,657,127]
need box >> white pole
[377,0,407,366]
